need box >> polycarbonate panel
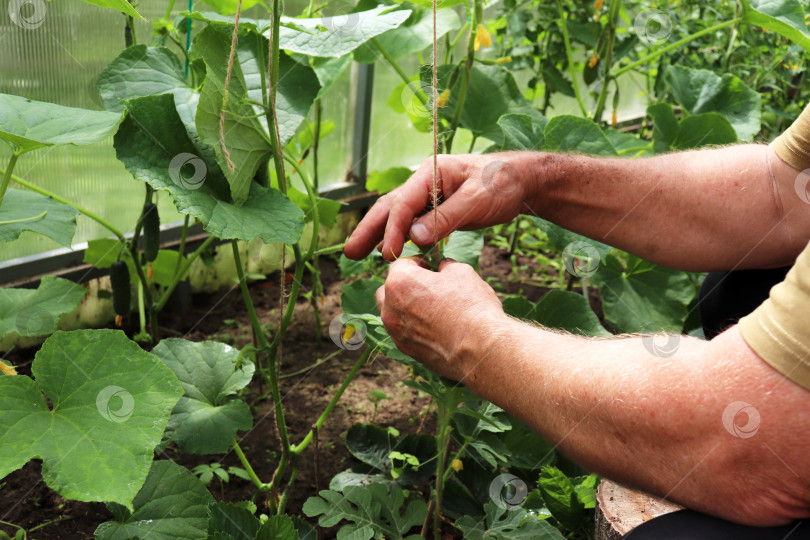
[0,0,351,263]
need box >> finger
[438,257,457,271]
[343,196,393,260]
[375,284,385,312]
[404,254,431,269]
[381,162,435,261]
[410,187,476,246]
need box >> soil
[0,242,606,539]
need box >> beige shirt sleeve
[773,102,810,171]
[739,240,810,392]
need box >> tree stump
[595,480,684,540]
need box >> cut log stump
[595,479,684,540]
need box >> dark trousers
[623,267,808,539]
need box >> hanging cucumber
[110,260,131,325]
[141,203,160,263]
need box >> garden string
[431,0,440,263]
[219,0,243,174]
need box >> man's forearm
[457,317,810,525]
[514,144,808,271]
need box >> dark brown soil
[0,242,604,539]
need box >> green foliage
[366,166,412,194]
[0,189,78,247]
[343,423,437,484]
[0,94,122,155]
[503,290,610,337]
[0,276,85,340]
[152,339,254,454]
[207,502,315,540]
[95,460,214,540]
[536,467,598,534]
[303,483,427,539]
[592,251,698,333]
[0,330,182,508]
[455,502,566,540]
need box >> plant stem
[593,28,616,122]
[434,402,451,540]
[174,214,190,278]
[163,0,177,19]
[445,6,478,154]
[556,0,588,117]
[4,169,126,241]
[0,153,19,207]
[155,235,214,311]
[232,439,269,491]
[312,242,346,256]
[612,18,742,78]
[0,210,46,225]
[372,37,429,106]
[232,240,292,497]
[292,346,373,454]
[128,242,159,341]
[137,279,147,336]
[277,453,298,514]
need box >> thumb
[409,194,470,246]
[438,258,458,271]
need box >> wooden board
[595,480,684,540]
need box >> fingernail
[410,222,430,244]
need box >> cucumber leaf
[0,330,182,509]
[152,339,254,454]
[0,94,122,155]
[0,189,78,247]
[94,460,214,540]
[0,276,85,340]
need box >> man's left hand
[375,257,505,381]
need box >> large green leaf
[114,93,305,244]
[0,188,78,247]
[0,94,122,154]
[193,26,273,205]
[498,114,545,151]
[672,113,738,149]
[190,6,411,58]
[366,166,412,194]
[443,230,485,270]
[152,339,254,454]
[665,66,760,140]
[430,65,546,145]
[0,276,85,340]
[303,483,427,539]
[592,252,696,333]
[455,502,565,540]
[543,116,617,156]
[0,330,182,508]
[503,290,610,337]
[354,7,460,63]
[646,103,679,153]
[77,0,142,18]
[741,0,810,51]
[94,460,214,540]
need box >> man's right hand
[343,152,537,261]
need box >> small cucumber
[110,260,131,318]
[141,203,160,262]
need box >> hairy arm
[378,259,810,526]
[347,144,810,271]
[523,144,809,270]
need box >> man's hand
[344,153,537,262]
[375,257,504,381]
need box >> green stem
[155,235,214,311]
[445,9,477,154]
[0,210,46,225]
[612,18,742,78]
[174,215,190,278]
[373,37,429,106]
[556,0,588,117]
[232,241,292,492]
[313,242,346,257]
[232,439,269,491]
[163,0,177,19]
[443,439,470,482]
[277,454,298,514]
[593,28,615,122]
[127,242,159,341]
[434,402,451,540]
[137,278,147,336]
[292,346,373,454]
[0,153,19,207]
[3,169,126,242]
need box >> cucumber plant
[1,0,809,538]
